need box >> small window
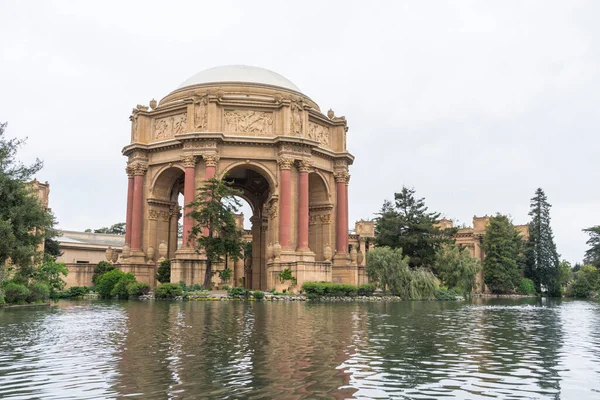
[75,260,90,264]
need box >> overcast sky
[1,0,598,264]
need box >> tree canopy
[374,187,455,269]
[434,243,481,295]
[482,214,525,294]
[524,188,560,296]
[0,122,56,283]
[86,222,126,235]
[583,225,600,268]
[188,178,244,288]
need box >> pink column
[335,172,349,253]
[297,161,311,251]
[182,155,197,247]
[130,165,146,250]
[125,167,134,245]
[278,158,293,249]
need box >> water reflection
[1,299,599,399]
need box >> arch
[309,172,329,204]
[151,165,185,201]
[218,160,277,192]
[311,169,331,200]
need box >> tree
[583,225,600,268]
[374,187,455,269]
[33,255,68,299]
[434,244,481,295]
[366,246,438,300]
[482,214,524,294]
[188,178,244,288]
[558,260,573,291]
[0,122,55,283]
[92,222,126,235]
[524,188,560,296]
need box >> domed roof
[177,65,302,93]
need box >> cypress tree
[524,188,560,296]
[482,214,524,293]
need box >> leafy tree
[524,188,560,296]
[188,178,244,288]
[92,261,115,285]
[92,222,126,235]
[0,122,55,283]
[156,259,171,283]
[558,260,573,291]
[44,236,63,258]
[482,214,525,294]
[374,187,455,269]
[582,225,600,268]
[33,255,68,299]
[434,244,481,295]
[366,246,438,299]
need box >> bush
[228,286,249,298]
[278,268,297,286]
[156,260,171,284]
[96,269,128,299]
[92,261,115,285]
[251,290,265,300]
[302,282,358,298]
[518,278,536,295]
[569,276,593,298]
[155,283,183,299]
[435,287,460,301]
[357,284,376,296]
[68,286,89,297]
[111,273,137,298]
[217,268,233,284]
[4,282,29,304]
[27,282,50,303]
[127,282,150,297]
[0,295,5,306]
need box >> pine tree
[0,122,55,283]
[524,188,560,296]
[374,187,455,268]
[187,178,244,288]
[482,214,524,293]
[582,225,600,268]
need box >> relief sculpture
[224,110,273,135]
[307,122,330,146]
[194,96,208,131]
[154,113,187,140]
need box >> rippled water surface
[1,298,599,399]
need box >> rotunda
[122,65,356,290]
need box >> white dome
[177,65,302,93]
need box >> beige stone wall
[57,247,109,265]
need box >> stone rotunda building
[121,65,362,290]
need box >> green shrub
[569,276,593,298]
[220,285,230,291]
[435,287,459,301]
[228,286,249,298]
[96,269,128,299]
[302,282,358,298]
[4,282,29,304]
[156,260,171,283]
[251,291,265,300]
[518,278,536,295]
[127,282,150,297]
[155,283,183,299]
[27,282,50,303]
[92,261,115,285]
[357,284,377,296]
[278,268,297,285]
[217,268,233,284]
[111,273,137,298]
[0,295,5,306]
[68,286,89,297]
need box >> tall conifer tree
[524,188,560,296]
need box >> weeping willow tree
[366,246,438,300]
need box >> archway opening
[223,165,273,290]
[150,166,185,260]
[309,172,331,261]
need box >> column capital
[148,209,160,221]
[181,155,197,168]
[334,170,350,183]
[203,153,220,167]
[296,159,313,173]
[126,166,134,177]
[131,162,148,176]
[278,157,295,170]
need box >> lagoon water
[1,298,599,399]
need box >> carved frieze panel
[290,101,303,136]
[279,143,311,155]
[183,140,217,150]
[194,96,209,131]
[153,113,187,140]
[307,122,330,146]
[224,109,273,135]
